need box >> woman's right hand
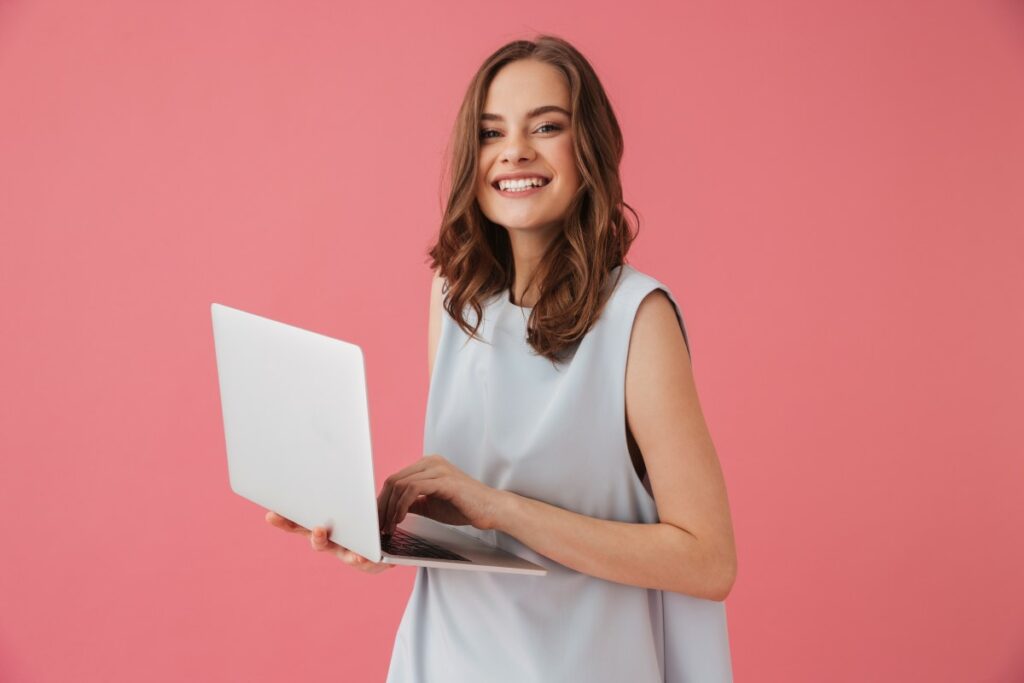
[265,510,396,574]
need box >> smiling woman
[372,35,737,682]
[473,62,581,306]
[429,41,645,364]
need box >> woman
[268,34,736,682]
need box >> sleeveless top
[385,264,733,682]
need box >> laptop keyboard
[382,527,470,562]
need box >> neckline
[500,264,631,314]
[505,290,534,312]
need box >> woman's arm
[382,283,737,600]
[493,289,737,601]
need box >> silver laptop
[210,302,547,576]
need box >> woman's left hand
[378,454,504,535]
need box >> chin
[483,213,541,229]
[480,207,569,232]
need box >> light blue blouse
[386,264,733,682]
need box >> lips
[492,181,548,198]
[490,173,551,189]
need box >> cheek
[553,146,579,186]
[557,163,580,193]
[476,175,492,201]
[476,153,494,193]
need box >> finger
[385,470,445,528]
[267,511,308,535]
[389,477,444,534]
[308,532,387,569]
[312,527,353,555]
[291,521,393,573]
[266,510,292,528]
[379,465,420,528]
[379,458,437,527]
[361,559,397,574]
[385,471,442,533]
[350,552,397,573]
[340,548,377,568]
[377,486,390,530]
[407,494,429,517]
[326,542,395,572]
[390,483,436,533]
[310,527,330,551]
[311,528,365,563]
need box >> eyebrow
[480,105,571,122]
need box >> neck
[508,227,557,307]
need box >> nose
[499,130,535,164]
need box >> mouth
[491,177,551,198]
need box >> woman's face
[475,59,580,242]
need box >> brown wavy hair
[427,34,639,363]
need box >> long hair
[428,34,639,363]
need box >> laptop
[210,302,547,576]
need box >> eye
[479,123,563,140]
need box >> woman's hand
[377,454,504,535]
[265,510,396,574]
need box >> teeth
[497,177,548,191]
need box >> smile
[492,178,550,198]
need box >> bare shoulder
[629,289,691,373]
[624,288,696,452]
[428,270,445,378]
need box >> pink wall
[2,1,1022,680]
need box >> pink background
[2,1,1022,681]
